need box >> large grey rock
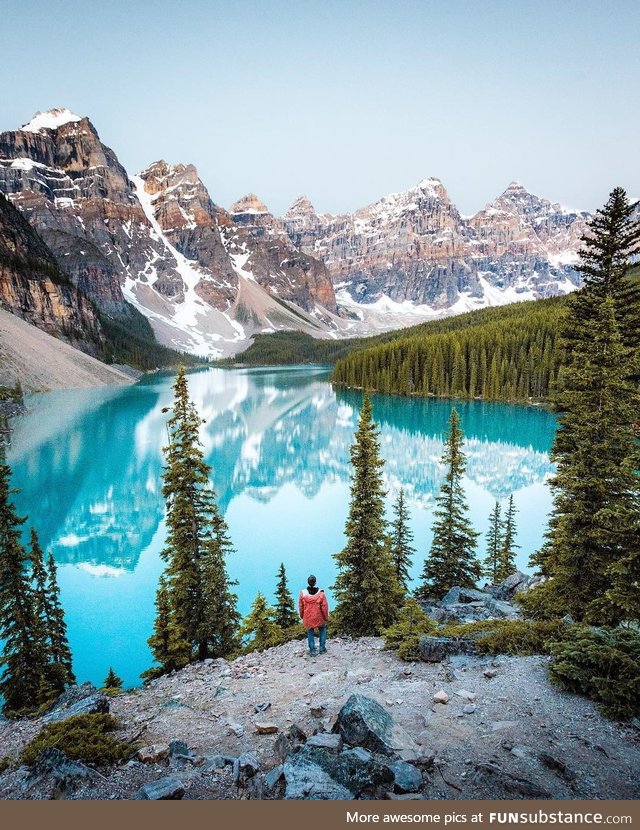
[44,690,109,723]
[418,636,476,663]
[492,571,528,599]
[332,694,399,757]
[441,587,488,606]
[283,744,393,800]
[136,776,185,800]
[24,748,96,794]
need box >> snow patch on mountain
[22,108,83,133]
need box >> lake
[5,366,557,688]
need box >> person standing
[298,575,329,657]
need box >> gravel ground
[1,637,638,800]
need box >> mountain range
[0,108,592,361]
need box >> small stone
[483,669,497,679]
[310,705,326,718]
[455,689,476,702]
[463,704,477,715]
[136,744,170,764]
[433,690,449,704]
[254,701,271,713]
[227,722,245,737]
[390,760,423,794]
[255,722,279,735]
[136,777,185,800]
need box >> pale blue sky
[2,0,639,216]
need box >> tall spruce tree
[524,189,640,623]
[390,489,415,594]
[0,458,44,714]
[30,531,75,694]
[417,409,480,599]
[154,367,239,667]
[274,563,298,629]
[482,502,503,583]
[332,393,402,635]
[497,494,519,582]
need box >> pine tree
[497,495,519,582]
[144,576,190,679]
[0,458,44,715]
[157,367,239,664]
[417,409,480,599]
[103,667,123,690]
[332,393,403,635]
[523,190,640,624]
[389,489,415,594]
[482,502,503,584]
[240,593,283,652]
[30,531,75,694]
[274,563,298,629]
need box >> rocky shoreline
[1,630,638,800]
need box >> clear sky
[2,0,639,216]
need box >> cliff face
[0,111,340,356]
[282,179,588,309]
[0,191,102,353]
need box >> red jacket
[299,589,329,629]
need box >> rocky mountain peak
[229,193,270,216]
[284,195,317,218]
[138,161,202,197]
[21,108,84,133]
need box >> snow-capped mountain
[282,177,589,316]
[0,109,593,358]
[0,110,341,357]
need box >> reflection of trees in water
[6,367,556,572]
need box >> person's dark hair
[307,575,317,587]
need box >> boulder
[136,776,185,800]
[433,690,449,704]
[24,748,95,794]
[44,692,109,723]
[283,744,393,799]
[418,636,476,663]
[332,694,412,758]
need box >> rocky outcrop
[0,191,102,353]
[282,178,588,309]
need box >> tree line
[331,299,565,403]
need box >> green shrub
[549,627,640,720]
[383,599,437,661]
[0,756,12,774]
[437,619,573,655]
[20,713,133,767]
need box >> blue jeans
[307,625,327,655]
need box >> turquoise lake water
[6,366,557,688]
